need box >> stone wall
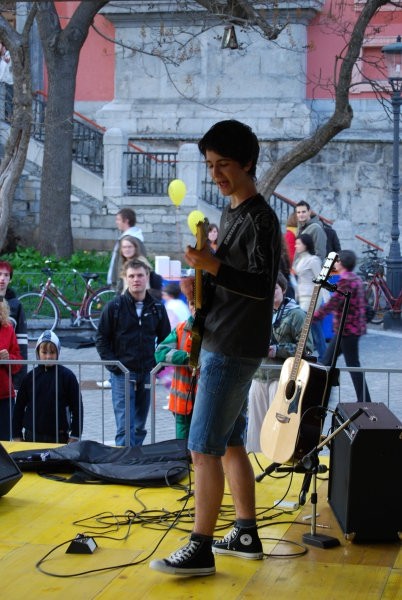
[11,137,401,262]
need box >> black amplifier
[328,402,402,542]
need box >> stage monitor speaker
[0,442,22,497]
[328,402,402,542]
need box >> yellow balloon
[187,210,206,235]
[168,179,187,206]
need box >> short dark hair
[163,282,181,298]
[124,259,150,274]
[296,200,310,211]
[0,261,13,280]
[276,271,288,292]
[338,250,356,271]
[198,120,260,179]
[297,233,315,254]
[118,208,136,226]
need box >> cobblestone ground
[27,322,402,447]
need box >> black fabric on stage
[9,439,190,487]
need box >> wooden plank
[0,443,400,600]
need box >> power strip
[274,499,299,510]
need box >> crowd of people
[0,118,374,579]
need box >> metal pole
[386,84,402,299]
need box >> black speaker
[0,443,22,497]
[328,402,402,542]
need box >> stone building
[4,0,402,260]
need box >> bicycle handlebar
[41,267,100,281]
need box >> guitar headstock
[313,252,338,285]
[195,218,209,251]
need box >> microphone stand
[300,406,364,548]
[297,283,351,505]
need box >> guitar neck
[289,284,320,380]
[193,218,208,312]
[194,268,202,310]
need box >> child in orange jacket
[155,277,195,439]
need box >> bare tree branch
[258,0,390,198]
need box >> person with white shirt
[107,208,146,289]
[162,282,190,330]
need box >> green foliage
[1,246,110,297]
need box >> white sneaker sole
[212,547,263,560]
[149,559,215,576]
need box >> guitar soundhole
[285,380,296,400]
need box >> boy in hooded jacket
[155,277,195,439]
[12,330,83,443]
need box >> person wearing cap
[12,330,83,443]
[155,277,196,439]
[0,296,22,440]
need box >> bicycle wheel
[365,282,388,325]
[18,292,59,334]
[88,288,116,329]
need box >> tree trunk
[35,0,109,258]
[0,10,35,252]
[37,59,77,257]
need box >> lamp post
[381,37,402,304]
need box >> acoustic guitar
[188,218,209,370]
[260,252,338,464]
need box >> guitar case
[9,439,190,487]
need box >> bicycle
[364,266,402,325]
[356,237,386,281]
[18,267,116,333]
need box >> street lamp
[381,36,402,302]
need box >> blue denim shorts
[188,349,261,456]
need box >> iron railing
[125,150,177,196]
[201,164,296,224]
[31,91,104,174]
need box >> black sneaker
[149,537,216,576]
[212,526,263,559]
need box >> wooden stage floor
[0,442,401,600]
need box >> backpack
[321,221,341,255]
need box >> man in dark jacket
[96,259,170,447]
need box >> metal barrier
[1,359,131,446]
[2,358,400,448]
[150,362,402,444]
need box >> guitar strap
[201,196,254,311]
[189,197,254,375]
[215,195,256,261]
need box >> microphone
[255,462,279,482]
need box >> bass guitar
[260,252,338,464]
[188,217,209,370]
